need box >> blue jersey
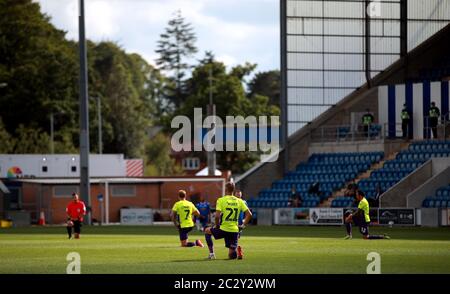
[196,201,210,222]
[238,200,248,225]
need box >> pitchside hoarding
[293,208,310,225]
[309,208,343,225]
[274,208,415,226]
[274,208,309,225]
[274,208,294,225]
[120,208,153,225]
[378,208,415,225]
[440,208,450,226]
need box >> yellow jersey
[216,195,249,233]
[358,198,371,223]
[172,200,198,228]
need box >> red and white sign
[126,159,144,177]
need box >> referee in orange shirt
[66,193,86,239]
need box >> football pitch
[0,225,449,274]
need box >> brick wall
[20,178,226,224]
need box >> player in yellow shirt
[171,190,204,248]
[344,190,390,240]
[204,182,252,260]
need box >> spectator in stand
[371,184,383,208]
[362,109,374,138]
[401,104,411,139]
[428,101,440,139]
[308,182,320,196]
[344,183,359,207]
[344,183,358,197]
[289,186,302,207]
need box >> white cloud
[36,0,279,72]
[216,54,238,67]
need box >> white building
[0,154,143,178]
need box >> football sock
[229,250,237,259]
[345,223,352,235]
[67,227,72,238]
[368,235,384,239]
[205,234,214,253]
[186,242,195,247]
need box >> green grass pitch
[0,225,449,274]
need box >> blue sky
[37,0,280,74]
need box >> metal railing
[311,123,384,143]
[383,122,410,140]
[311,115,450,143]
[424,113,450,139]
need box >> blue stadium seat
[253,151,387,208]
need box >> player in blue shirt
[195,197,211,231]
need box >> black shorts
[179,226,193,241]
[73,220,82,234]
[359,223,369,236]
[210,227,239,249]
[353,215,369,236]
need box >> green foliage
[248,70,280,107]
[176,58,280,173]
[88,42,154,158]
[0,0,78,136]
[11,125,50,153]
[0,1,164,159]
[144,133,183,176]
[0,117,13,153]
[0,1,281,176]
[155,10,198,108]
[230,62,257,81]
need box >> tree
[144,133,183,176]
[0,0,79,137]
[230,62,257,82]
[155,10,198,108]
[89,42,153,158]
[198,51,215,65]
[0,117,14,153]
[12,125,50,154]
[0,0,79,154]
[176,58,280,173]
[248,70,280,107]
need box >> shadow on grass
[170,259,216,263]
[1,225,450,241]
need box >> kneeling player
[66,193,86,239]
[171,190,204,248]
[344,190,390,240]
[195,197,211,231]
[204,182,252,260]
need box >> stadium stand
[359,140,450,201]
[246,152,383,208]
[237,23,450,201]
[422,184,450,208]
[331,196,355,208]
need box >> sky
[37,0,280,74]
